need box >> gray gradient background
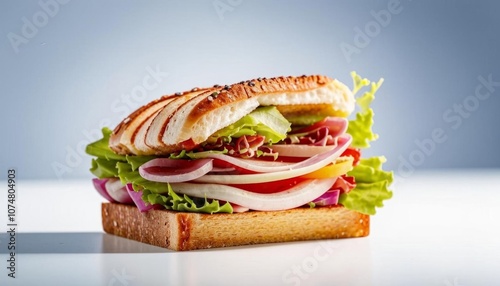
[1,0,499,180]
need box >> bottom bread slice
[102,203,370,251]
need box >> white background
[1,170,499,285]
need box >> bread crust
[109,75,354,156]
[188,75,330,120]
[143,88,215,154]
[110,94,177,154]
[102,203,369,251]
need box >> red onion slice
[92,178,117,203]
[312,189,340,206]
[125,184,161,212]
[139,158,214,183]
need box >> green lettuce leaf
[85,128,127,161]
[340,72,393,215]
[285,114,328,126]
[347,72,384,148]
[339,156,393,215]
[170,149,229,160]
[142,188,233,214]
[209,106,291,143]
[348,157,393,182]
[86,128,126,179]
[126,155,157,171]
[90,158,120,178]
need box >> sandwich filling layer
[86,72,393,215]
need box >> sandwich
[85,72,393,251]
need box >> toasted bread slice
[102,203,369,251]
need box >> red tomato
[229,177,309,194]
[341,147,361,165]
[180,139,197,151]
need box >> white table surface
[1,169,499,286]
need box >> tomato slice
[341,147,360,166]
[180,138,198,151]
[229,177,308,194]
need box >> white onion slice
[139,158,213,183]
[171,178,336,211]
[200,154,309,172]
[105,178,133,204]
[193,134,351,184]
[231,204,250,213]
